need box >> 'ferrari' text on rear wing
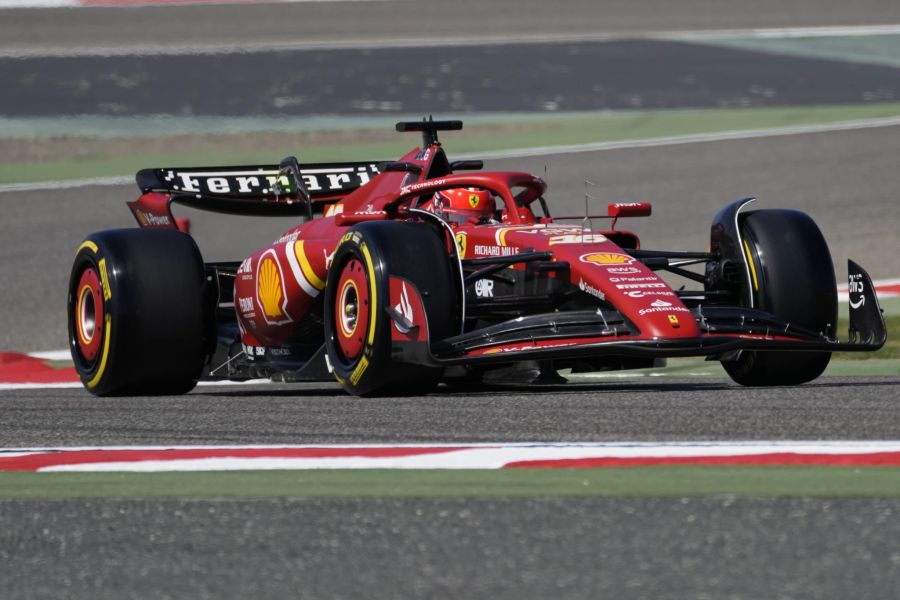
[136,162,381,202]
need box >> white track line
[26,350,73,360]
[462,115,900,160]
[4,441,899,472]
[5,115,900,195]
[0,175,131,193]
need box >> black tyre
[324,221,457,396]
[67,229,210,396]
[722,209,837,386]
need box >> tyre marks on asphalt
[3,40,900,116]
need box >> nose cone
[565,247,700,338]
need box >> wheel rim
[75,267,104,362]
[335,258,369,360]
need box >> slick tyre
[723,209,837,386]
[324,222,456,396]
[68,229,210,396]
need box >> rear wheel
[722,209,837,386]
[67,229,210,395]
[324,222,457,396]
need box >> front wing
[404,260,887,366]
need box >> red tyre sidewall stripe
[74,267,104,362]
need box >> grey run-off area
[2,497,899,600]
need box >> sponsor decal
[159,164,377,197]
[848,272,865,309]
[578,278,605,300]
[615,283,668,289]
[606,266,641,274]
[468,193,481,208]
[668,315,680,325]
[475,279,495,298]
[133,209,171,227]
[98,259,111,301]
[637,305,690,316]
[340,231,360,246]
[580,252,635,266]
[355,204,381,216]
[455,232,467,257]
[242,344,266,357]
[400,178,449,195]
[238,297,255,314]
[650,299,672,307]
[624,290,676,298]
[608,276,658,283]
[495,225,584,246]
[237,258,253,275]
[275,230,301,244]
[474,244,521,257]
[350,355,370,386]
[323,249,336,270]
[393,282,414,334]
[548,233,608,245]
[256,250,292,325]
[483,341,577,354]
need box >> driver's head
[427,187,496,225]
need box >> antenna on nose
[583,180,596,244]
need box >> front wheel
[722,209,837,386]
[68,229,210,395]
[323,222,457,396]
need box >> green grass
[4,102,900,184]
[1,467,899,499]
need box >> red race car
[68,119,886,396]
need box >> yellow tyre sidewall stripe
[360,243,378,347]
[76,240,98,256]
[76,239,112,389]
[85,314,112,389]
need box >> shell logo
[257,251,292,325]
[579,252,635,266]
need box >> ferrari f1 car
[68,119,887,396]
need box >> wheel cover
[75,267,104,362]
[335,258,369,359]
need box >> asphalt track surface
[3,497,899,600]
[3,0,900,53]
[6,40,900,115]
[3,5,900,599]
[2,376,899,599]
[3,377,900,446]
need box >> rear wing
[135,161,381,216]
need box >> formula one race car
[68,119,887,396]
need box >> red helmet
[426,188,496,225]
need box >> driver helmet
[428,187,496,225]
